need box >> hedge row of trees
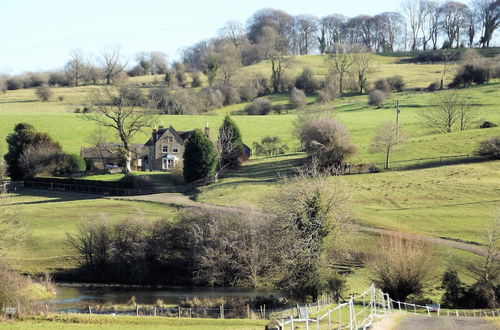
[68,166,354,302]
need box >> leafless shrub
[367,233,435,301]
[294,113,356,168]
[290,87,306,109]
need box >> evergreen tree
[183,129,217,183]
[217,115,244,168]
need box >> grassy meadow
[0,52,499,307]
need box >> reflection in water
[48,285,279,311]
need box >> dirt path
[396,316,498,330]
[112,193,491,258]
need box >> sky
[0,0,492,75]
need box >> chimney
[204,122,210,138]
[152,128,157,142]
[159,125,164,130]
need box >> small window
[172,146,179,154]
[162,158,168,169]
[162,145,168,153]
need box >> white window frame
[172,146,179,154]
[162,158,168,169]
[162,145,168,153]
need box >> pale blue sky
[0,0,459,74]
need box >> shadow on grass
[393,156,485,171]
[226,156,304,181]
[3,188,104,206]
[0,99,39,104]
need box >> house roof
[144,126,193,147]
[81,143,143,159]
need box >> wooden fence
[23,180,158,196]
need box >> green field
[0,314,267,330]
[3,190,177,275]
[0,52,499,307]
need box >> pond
[47,284,280,312]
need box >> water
[47,284,279,312]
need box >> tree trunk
[125,150,133,173]
[385,148,390,169]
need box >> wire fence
[22,180,158,196]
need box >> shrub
[57,95,65,102]
[199,87,224,111]
[217,84,240,105]
[252,136,288,156]
[273,104,284,114]
[244,97,272,115]
[374,79,391,93]
[427,82,439,92]
[74,108,81,113]
[6,78,23,90]
[59,154,87,173]
[190,71,202,88]
[118,85,145,106]
[294,114,356,167]
[475,136,500,159]
[368,90,388,108]
[316,90,333,104]
[295,67,319,94]
[479,121,497,128]
[367,233,435,301]
[290,87,306,109]
[388,75,405,92]
[35,84,53,102]
[238,80,259,102]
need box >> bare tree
[353,48,374,94]
[371,121,406,169]
[326,43,355,94]
[258,27,293,93]
[216,43,242,87]
[440,50,455,90]
[35,84,53,102]
[440,1,469,48]
[421,90,476,133]
[368,233,435,301]
[218,21,246,50]
[65,49,85,86]
[295,14,319,55]
[101,47,128,85]
[401,0,424,50]
[474,0,500,48]
[84,88,154,172]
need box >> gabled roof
[144,126,192,147]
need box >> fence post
[328,310,331,330]
[339,305,342,330]
[316,316,320,330]
[305,307,309,330]
[290,315,294,330]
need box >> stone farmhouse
[81,125,250,172]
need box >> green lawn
[4,190,176,275]
[0,314,267,330]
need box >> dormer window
[162,145,168,153]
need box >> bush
[35,84,53,102]
[273,104,284,114]
[427,82,439,92]
[244,97,272,115]
[295,67,319,94]
[367,233,435,301]
[480,121,497,128]
[290,87,306,109]
[450,64,489,88]
[6,77,23,90]
[118,85,145,106]
[374,79,391,93]
[60,154,87,173]
[475,136,500,159]
[252,136,288,156]
[316,90,333,104]
[294,114,356,167]
[199,87,224,111]
[190,71,202,88]
[388,75,405,92]
[368,90,388,108]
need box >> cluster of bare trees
[182,0,498,73]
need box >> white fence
[274,284,500,330]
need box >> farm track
[396,316,498,330]
[113,192,494,258]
